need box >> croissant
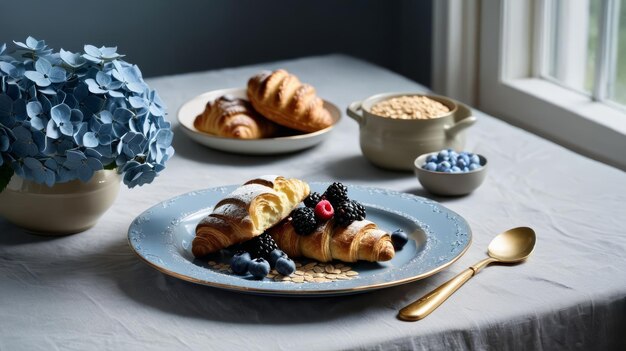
[247,69,333,133]
[194,94,278,139]
[192,175,310,257]
[269,219,395,263]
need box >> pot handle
[346,101,364,125]
[445,115,477,137]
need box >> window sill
[507,78,626,136]
[480,77,626,170]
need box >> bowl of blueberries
[414,149,487,196]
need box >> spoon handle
[398,268,475,321]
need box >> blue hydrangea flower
[73,122,89,147]
[87,119,114,146]
[85,71,124,97]
[47,104,73,138]
[93,143,114,165]
[101,108,133,137]
[0,125,13,152]
[26,101,47,130]
[83,45,124,63]
[73,83,105,115]
[0,124,15,167]
[129,89,165,117]
[11,126,44,157]
[117,131,146,159]
[148,129,174,165]
[22,157,56,186]
[121,160,157,188]
[147,115,171,137]
[59,49,87,68]
[13,36,53,57]
[63,149,103,182]
[0,61,26,81]
[0,37,173,188]
[128,113,151,135]
[0,94,26,127]
[42,136,73,156]
[24,58,66,87]
[112,61,146,93]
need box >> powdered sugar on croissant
[192,175,310,257]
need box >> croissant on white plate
[247,69,333,133]
[194,94,278,139]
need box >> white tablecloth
[1,55,625,351]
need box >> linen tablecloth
[1,55,625,351]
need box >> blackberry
[304,192,323,208]
[323,182,349,206]
[334,200,366,227]
[291,207,317,235]
[239,232,278,261]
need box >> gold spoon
[398,227,536,321]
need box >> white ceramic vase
[0,170,121,235]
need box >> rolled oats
[370,95,450,119]
[208,259,359,283]
[313,266,324,273]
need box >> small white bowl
[413,152,488,196]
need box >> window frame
[433,0,626,170]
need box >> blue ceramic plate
[128,183,472,296]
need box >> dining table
[1,54,625,351]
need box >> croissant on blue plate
[192,175,310,257]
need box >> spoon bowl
[488,227,536,262]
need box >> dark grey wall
[1,0,432,86]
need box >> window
[542,0,626,109]
[433,0,626,170]
[542,0,598,96]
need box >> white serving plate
[177,88,341,155]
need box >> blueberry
[469,163,480,171]
[449,150,458,158]
[427,154,438,163]
[424,162,437,171]
[463,167,469,172]
[460,154,470,164]
[470,154,480,165]
[391,229,409,250]
[269,249,287,267]
[230,251,252,275]
[437,150,449,161]
[436,161,451,172]
[248,258,270,279]
[456,158,467,168]
[451,166,461,173]
[275,257,296,276]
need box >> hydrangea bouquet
[0,37,174,192]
